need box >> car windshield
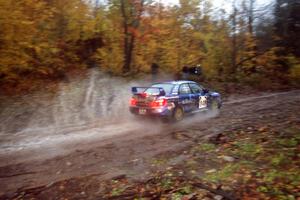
[144,83,174,95]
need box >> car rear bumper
[129,106,173,117]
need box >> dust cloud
[0,68,218,161]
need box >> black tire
[173,106,184,122]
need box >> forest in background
[0,0,299,93]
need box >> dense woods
[0,0,299,91]
[0,1,299,199]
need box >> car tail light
[130,98,137,106]
[150,98,167,107]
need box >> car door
[178,83,193,112]
[189,83,208,110]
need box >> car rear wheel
[173,106,184,122]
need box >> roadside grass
[151,158,169,167]
[201,124,300,199]
[127,124,299,199]
[103,124,300,199]
[197,143,217,152]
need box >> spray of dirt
[0,68,218,162]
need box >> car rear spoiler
[131,87,166,96]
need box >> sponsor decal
[199,96,207,108]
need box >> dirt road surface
[0,90,299,199]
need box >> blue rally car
[129,80,222,122]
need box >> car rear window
[145,83,174,95]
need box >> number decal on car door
[199,96,207,108]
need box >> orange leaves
[128,26,140,38]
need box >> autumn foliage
[0,0,299,92]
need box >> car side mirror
[203,88,209,94]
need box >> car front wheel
[210,99,219,111]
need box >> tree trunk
[248,0,254,36]
[247,0,257,73]
[120,0,130,73]
[120,0,145,74]
[231,5,237,74]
